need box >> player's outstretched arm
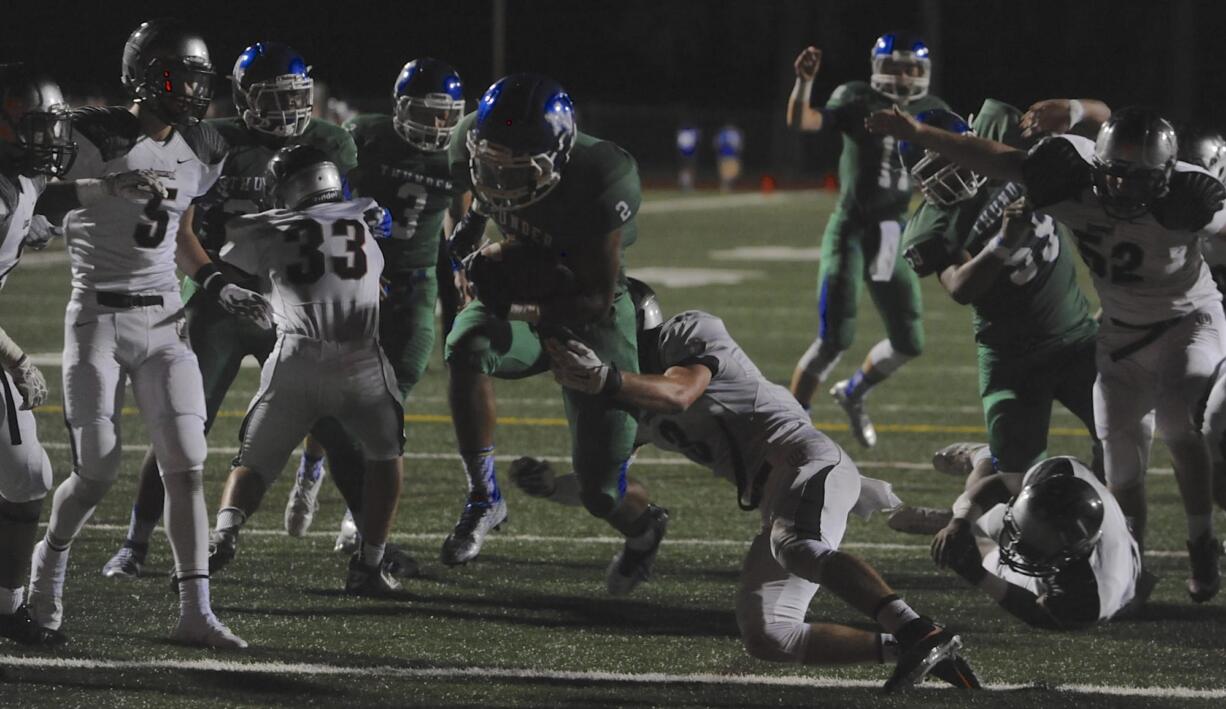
[177,208,273,329]
[35,170,167,222]
[867,106,1026,182]
[787,46,825,132]
[936,199,1036,304]
[1021,98,1111,138]
[545,337,712,414]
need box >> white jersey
[1029,134,1226,325]
[62,107,226,293]
[980,460,1141,622]
[0,172,45,288]
[221,198,384,341]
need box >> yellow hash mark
[33,405,1092,437]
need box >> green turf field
[1,190,1223,708]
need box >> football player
[442,73,666,577]
[714,124,743,193]
[930,456,1143,628]
[96,40,377,581]
[317,57,468,551]
[213,145,406,595]
[867,104,1226,603]
[28,20,271,648]
[1,67,164,646]
[514,280,980,692]
[885,102,1101,533]
[785,33,948,447]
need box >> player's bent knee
[444,328,498,374]
[738,619,808,664]
[150,414,207,475]
[769,521,836,582]
[580,487,619,519]
[890,333,924,358]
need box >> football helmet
[264,144,343,210]
[1092,107,1178,220]
[900,109,985,206]
[1177,124,1226,182]
[627,277,664,332]
[870,31,931,104]
[467,73,576,211]
[999,457,1104,577]
[393,58,465,152]
[0,66,76,177]
[122,19,215,127]
[232,42,312,138]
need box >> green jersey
[902,99,1096,354]
[345,114,457,272]
[450,112,641,287]
[824,81,947,220]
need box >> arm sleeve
[656,311,737,377]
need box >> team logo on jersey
[378,164,452,191]
[492,211,553,247]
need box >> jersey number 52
[284,218,367,285]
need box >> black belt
[1,372,21,444]
[714,417,771,511]
[1108,314,1186,362]
[96,292,164,308]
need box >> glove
[463,251,512,319]
[364,205,393,240]
[8,356,48,410]
[545,338,622,395]
[23,215,61,251]
[447,209,490,263]
[509,457,557,498]
[218,284,273,330]
[932,519,986,584]
[104,170,167,200]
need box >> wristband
[986,234,1012,261]
[194,263,228,299]
[600,363,624,397]
[950,492,976,520]
[1067,99,1086,127]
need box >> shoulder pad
[1154,166,1226,232]
[1022,136,1092,208]
[180,121,228,165]
[71,106,141,162]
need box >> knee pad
[150,414,206,475]
[0,497,43,525]
[71,421,122,482]
[738,617,809,664]
[888,328,924,358]
[868,339,918,374]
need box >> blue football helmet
[899,109,984,206]
[232,42,313,138]
[1092,107,1177,220]
[393,58,465,152]
[467,73,576,211]
[870,31,930,104]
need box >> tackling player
[930,456,1143,628]
[28,20,270,648]
[867,104,1226,604]
[514,280,980,692]
[785,33,948,447]
[96,41,373,580]
[442,74,666,576]
[211,145,406,595]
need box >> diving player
[513,280,980,692]
[785,33,948,448]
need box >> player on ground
[868,104,1226,603]
[95,41,377,580]
[442,74,665,576]
[886,102,1100,533]
[930,456,1143,628]
[308,57,467,551]
[785,33,947,447]
[28,20,271,648]
[213,144,406,595]
[513,280,980,692]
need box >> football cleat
[382,544,421,579]
[284,465,326,537]
[440,498,508,566]
[884,623,966,693]
[208,528,239,575]
[171,612,248,649]
[831,381,877,448]
[1187,532,1222,603]
[101,541,147,579]
[932,442,988,477]
[887,506,954,536]
[335,509,360,554]
[0,605,69,647]
[607,505,670,596]
[346,553,403,597]
[28,539,67,631]
[928,653,982,689]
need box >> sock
[361,541,386,567]
[215,507,247,533]
[1188,513,1214,541]
[29,537,69,597]
[297,452,325,483]
[461,446,501,503]
[846,340,913,399]
[873,594,921,634]
[125,505,158,548]
[178,576,212,618]
[0,586,22,615]
[877,633,900,663]
[163,471,209,586]
[797,339,842,382]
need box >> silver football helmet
[999,457,1105,578]
[264,144,343,210]
[1092,107,1178,219]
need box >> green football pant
[445,291,640,518]
[380,266,439,400]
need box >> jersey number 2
[132,188,180,248]
[285,219,367,285]
[1073,224,1143,284]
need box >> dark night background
[1,0,1217,183]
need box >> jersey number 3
[284,218,367,285]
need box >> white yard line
[0,655,1220,699]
